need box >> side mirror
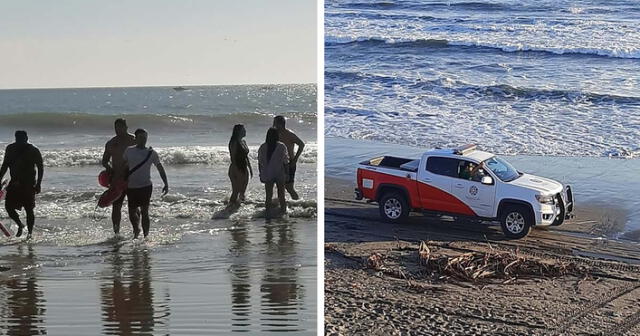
[481,176,493,185]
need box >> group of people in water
[0,115,305,240]
[228,116,305,219]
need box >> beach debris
[325,243,338,253]
[418,241,431,265]
[366,252,385,271]
[420,242,589,283]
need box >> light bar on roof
[454,144,477,155]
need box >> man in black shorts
[0,131,44,238]
[273,116,305,200]
[102,118,136,235]
[123,129,168,239]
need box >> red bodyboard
[98,170,111,188]
[0,180,11,237]
[98,180,127,208]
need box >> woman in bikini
[228,124,253,204]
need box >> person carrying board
[123,129,168,239]
[0,131,44,238]
[101,118,136,235]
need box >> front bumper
[537,185,574,226]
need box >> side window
[471,167,490,182]
[456,160,477,180]
[426,157,459,178]
[456,159,490,182]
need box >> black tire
[379,192,409,223]
[500,205,532,239]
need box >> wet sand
[0,216,316,335]
[325,176,640,336]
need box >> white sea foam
[1,191,316,221]
[325,89,640,158]
[0,144,317,167]
[325,2,640,158]
[325,6,640,59]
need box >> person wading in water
[101,118,136,236]
[123,128,169,239]
[0,130,44,238]
[228,124,253,204]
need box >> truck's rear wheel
[379,192,409,223]
[500,205,532,239]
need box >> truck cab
[355,145,574,238]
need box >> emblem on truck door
[469,185,478,196]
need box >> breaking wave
[325,36,640,59]
[0,144,317,167]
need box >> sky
[0,1,317,89]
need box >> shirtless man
[101,118,135,235]
[273,116,305,200]
[0,131,44,238]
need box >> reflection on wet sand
[0,244,47,335]
[229,222,252,332]
[228,220,305,333]
[261,222,302,333]
[100,244,169,336]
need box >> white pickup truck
[355,145,574,238]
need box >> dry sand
[325,177,640,336]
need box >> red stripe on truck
[358,169,421,208]
[416,182,476,216]
[358,168,477,216]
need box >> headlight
[535,194,554,204]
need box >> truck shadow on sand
[326,204,522,244]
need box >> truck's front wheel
[379,192,409,223]
[500,205,532,239]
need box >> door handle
[422,178,431,182]
[455,183,463,187]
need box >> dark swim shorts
[126,185,153,208]
[5,183,36,210]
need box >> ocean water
[0,84,317,334]
[325,0,640,158]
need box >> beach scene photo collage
[2,1,640,335]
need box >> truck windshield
[483,156,520,182]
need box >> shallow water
[326,137,640,235]
[0,216,316,335]
[0,158,317,334]
[0,84,317,334]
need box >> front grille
[555,193,563,207]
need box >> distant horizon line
[0,82,317,91]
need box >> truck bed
[360,156,419,172]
